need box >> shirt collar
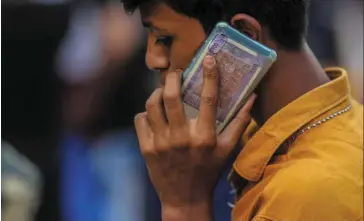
[233,68,352,182]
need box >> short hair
[121,0,311,51]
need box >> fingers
[146,88,167,133]
[197,56,219,130]
[163,70,187,130]
[134,112,153,152]
[218,94,257,155]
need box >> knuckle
[170,139,189,149]
[145,90,161,111]
[200,95,218,106]
[140,145,154,156]
[145,99,156,111]
[204,68,218,80]
[147,116,157,128]
[167,70,181,80]
[169,126,189,147]
[235,114,251,124]
[193,133,216,148]
[146,88,163,110]
[219,137,235,149]
[163,91,179,107]
[170,134,189,148]
[154,137,170,152]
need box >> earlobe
[230,14,262,42]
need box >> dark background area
[2,4,71,221]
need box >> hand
[134,56,256,220]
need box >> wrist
[162,201,213,221]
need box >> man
[123,0,363,221]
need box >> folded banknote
[181,22,277,133]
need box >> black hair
[121,0,311,51]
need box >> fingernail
[204,55,216,67]
[175,69,184,75]
[134,113,143,121]
[249,94,258,104]
[250,93,258,102]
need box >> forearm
[162,201,214,221]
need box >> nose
[145,36,170,71]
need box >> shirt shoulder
[254,160,363,221]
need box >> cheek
[169,43,195,70]
[145,34,170,70]
[170,29,206,70]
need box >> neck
[253,43,330,126]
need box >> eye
[155,36,174,48]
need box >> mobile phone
[181,22,277,133]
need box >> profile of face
[140,3,207,85]
[140,2,265,87]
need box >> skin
[134,3,331,221]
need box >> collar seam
[234,96,350,183]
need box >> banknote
[181,26,276,133]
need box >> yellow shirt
[230,68,363,221]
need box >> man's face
[140,3,206,85]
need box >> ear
[231,14,262,41]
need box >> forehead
[140,3,199,31]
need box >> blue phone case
[182,22,277,80]
[181,22,277,133]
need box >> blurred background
[1,0,363,221]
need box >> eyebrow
[142,21,168,33]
